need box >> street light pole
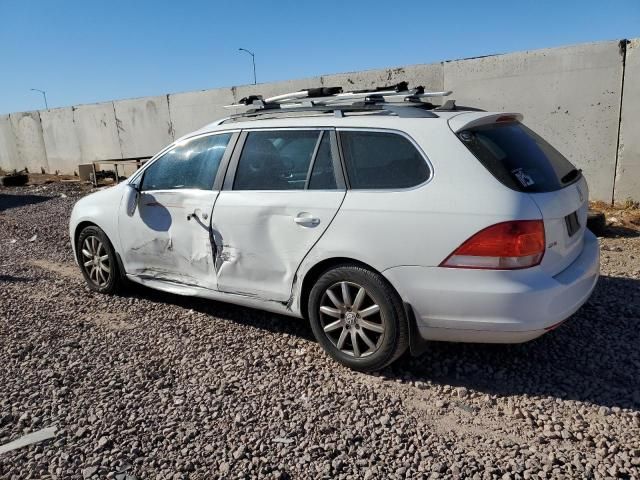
[238,48,256,85]
[30,88,48,110]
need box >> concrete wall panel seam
[612,39,629,203]
[166,94,175,142]
[613,38,640,202]
[35,110,50,171]
[112,101,125,160]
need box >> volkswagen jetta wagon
[70,85,599,371]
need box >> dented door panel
[211,190,345,301]
[119,189,219,290]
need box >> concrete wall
[41,107,82,174]
[445,41,623,201]
[0,39,637,202]
[9,111,49,173]
[0,115,19,172]
[615,39,640,202]
[113,95,174,158]
[73,102,122,162]
[169,88,235,138]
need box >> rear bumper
[384,230,600,344]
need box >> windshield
[458,122,579,193]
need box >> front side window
[339,131,430,189]
[233,130,320,190]
[141,133,231,191]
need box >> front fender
[69,184,126,262]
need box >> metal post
[238,48,257,85]
[30,88,48,110]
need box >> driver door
[118,131,238,290]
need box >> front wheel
[308,265,409,372]
[76,225,123,294]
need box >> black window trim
[222,127,346,192]
[132,130,240,192]
[335,127,434,192]
[303,132,324,190]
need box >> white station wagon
[70,84,600,371]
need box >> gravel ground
[1,182,639,480]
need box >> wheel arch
[74,220,127,278]
[299,257,391,320]
[73,220,99,252]
[298,256,425,356]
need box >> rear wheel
[76,225,122,294]
[308,265,409,371]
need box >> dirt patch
[26,173,82,185]
[590,200,640,234]
[29,259,81,280]
[92,312,135,331]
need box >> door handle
[294,213,320,227]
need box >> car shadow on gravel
[0,193,54,211]
[120,275,639,410]
[392,274,640,411]
[0,274,33,283]
[122,282,316,341]
[601,225,640,238]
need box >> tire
[76,225,123,294]
[587,210,606,236]
[308,264,409,372]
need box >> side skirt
[126,274,303,319]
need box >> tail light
[440,220,545,270]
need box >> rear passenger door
[211,129,346,302]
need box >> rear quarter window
[458,122,579,193]
[339,131,430,189]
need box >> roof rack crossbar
[226,83,452,111]
[218,82,456,123]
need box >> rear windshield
[458,122,579,193]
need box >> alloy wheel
[80,235,111,288]
[319,281,385,358]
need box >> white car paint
[211,189,346,301]
[70,110,600,345]
[118,188,219,289]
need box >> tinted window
[340,131,429,189]
[234,130,320,190]
[458,123,578,193]
[308,132,337,190]
[141,133,231,191]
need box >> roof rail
[225,104,440,122]
[222,82,453,120]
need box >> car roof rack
[222,82,454,121]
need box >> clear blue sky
[1,0,638,114]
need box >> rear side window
[339,131,430,189]
[458,123,579,193]
[234,130,319,190]
[141,133,231,191]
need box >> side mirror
[124,183,140,217]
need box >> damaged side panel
[118,189,219,291]
[211,190,346,302]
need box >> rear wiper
[561,168,582,184]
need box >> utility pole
[30,88,48,110]
[238,48,257,85]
